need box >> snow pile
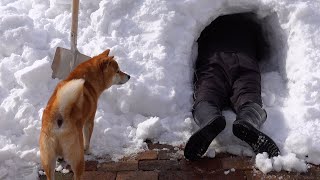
[1,0,320,179]
[255,152,308,174]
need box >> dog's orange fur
[39,49,130,180]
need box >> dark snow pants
[193,51,262,120]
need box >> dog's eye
[116,70,120,73]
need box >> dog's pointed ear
[102,49,110,56]
[102,60,111,69]
[100,60,110,71]
[101,57,115,70]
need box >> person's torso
[197,13,262,61]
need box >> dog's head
[98,49,130,88]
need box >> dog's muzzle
[119,73,130,84]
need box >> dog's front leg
[83,115,95,154]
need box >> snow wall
[0,0,320,178]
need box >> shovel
[51,0,91,79]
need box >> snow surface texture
[0,0,320,179]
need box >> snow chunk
[14,58,51,89]
[255,153,273,174]
[255,153,307,174]
[273,153,308,172]
[136,117,165,140]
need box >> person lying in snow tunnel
[184,13,280,160]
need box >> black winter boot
[185,102,226,160]
[232,102,280,157]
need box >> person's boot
[232,102,280,157]
[184,101,226,160]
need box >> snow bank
[255,152,308,174]
[1,0,320,179]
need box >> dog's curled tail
[56,79,85,118]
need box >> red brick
[215,153,235,159]
[245,170,316,180]
[119,154,136,162]
[245,171,286,180]
[116,171,158,180]
[159,171,202,180]
[159,171,203,180]
[274,171,316,180]
[136,150,158,160]
[82,171,116,180]
[307,165,320,178]
[139,160,180,171]
[158,150,184,160]
[179,158,222,173]
[39,172,73,180]
[244,171,261,180]
[221,156,253,170]
[85,161,98,171]
[147,142,175,151]
[158,150,171,160]
[203,169,246,180]
[98,160,138,171]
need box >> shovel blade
[51,47,91,79]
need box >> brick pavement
[38,142,320,180]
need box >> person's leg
[230,53,280,157]
[184,101,226,160]
[185,53,229,160]
[233,102,280,157]
[230,53,262,112]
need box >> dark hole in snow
[191,10,289,111]
[196,12,288,77]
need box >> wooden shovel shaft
[71,0,79,52]
[70,0,79,69]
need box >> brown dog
[39,49,130,180]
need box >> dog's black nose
[127,75,130,80]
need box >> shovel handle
[71,0,79,52]
[70,0,80,69]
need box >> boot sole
[233,121,280,157]
[184,117,226,160]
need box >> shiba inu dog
[39,49,130,180]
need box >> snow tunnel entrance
[195,12,288,76]
[193,12,288,107]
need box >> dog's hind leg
[83,115,95,154]
[69,155,84,180]
[39,134,57,180]
[40,154,56,180]
[63,128,85,180]
[42,158,56,180]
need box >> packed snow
[1,0,320,179]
